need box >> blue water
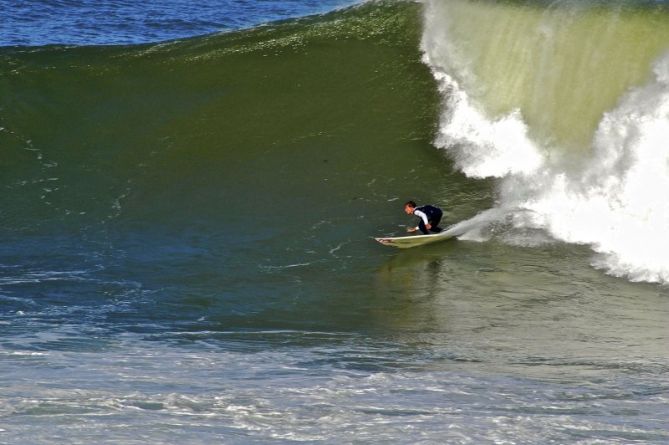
[0,0,360,46]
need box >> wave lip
[422,0,669,283]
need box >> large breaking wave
[422,0,669,283]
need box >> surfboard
[375,227,456,249]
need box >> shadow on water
[371,241,460,333]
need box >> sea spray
[519,54,669,282]
[421,0,669,282]
[428,70,543,178]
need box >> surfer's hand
[426,223,432,230]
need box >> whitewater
[422,0,669,283]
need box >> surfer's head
[404,201,416,215]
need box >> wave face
[0,2,436,238]
[0,1,445,331]
[422,0,669,282]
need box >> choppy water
[1,1,668,443]
[0,0,359,46]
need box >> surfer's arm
[413,209,431,230]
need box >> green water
[1,3,452,233]
[1,2,479,332]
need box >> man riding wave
[404,201,443,234]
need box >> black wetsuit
[414,205,443,234]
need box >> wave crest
[422,0,669,283]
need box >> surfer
[404,201,443,234]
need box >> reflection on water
[373,238,669,379]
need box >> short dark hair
[404,200,416,208]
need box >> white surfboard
[376,209,504,248]
[375,227,457,249]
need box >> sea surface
[1,0,669,443]
[0,0,360,46]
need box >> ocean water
[1,1,669,443]
[0,0,360,46]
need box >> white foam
[422,0,669,283]
[518,55,669,282]
[423,65,543,180]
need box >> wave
[5,0,669,284]
[0,1,432,236]
[422,0,669,282]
